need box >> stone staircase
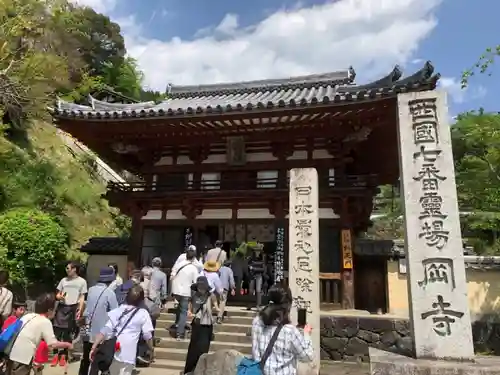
[152,307,254,371]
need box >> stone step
[150,359,185,371]
[157,319,251,334]
[157,337,252,354]
[155,328,251,344]
[159,313,254,326]
[161,307,257,318]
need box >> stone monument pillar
[396,90,474,360]
[288,168,320,372]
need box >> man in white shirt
[8,293,72,375]
[171,249,199,340]
[52,261,87,367]
[205,240,227,265]
[171,245,204,275]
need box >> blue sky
[79,0,499,117]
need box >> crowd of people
[0,240,315,375]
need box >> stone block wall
[320,316,413,363]
[320,315,500,362]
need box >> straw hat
[203,260,220,272]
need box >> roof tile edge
[169,68,354,97]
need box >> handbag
[237,324,283,375]
[81,287,108,342]
[145,281,161,320]
[94,308,140,371]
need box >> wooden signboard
[341,229,353,269]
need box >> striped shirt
[251,316,314,375]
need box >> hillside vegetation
[0,0,161,290]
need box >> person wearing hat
[150,258,168,306]
[115,269,142,305]
[202,260,223,313]
[171,245,204,276]
[79,267,118,375]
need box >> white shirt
[171,261,199,297]
[9,313,57,365]
[201,270,224,295]
[0,287,13,319]
[171,253,203,275]
[205,247,227,264]
[102,305,154,365]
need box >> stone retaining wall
[320,315,500,362]
[320,316,413,362]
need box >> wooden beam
[58,105,392,140]
[55,97,394,129]
[144,157,353,174]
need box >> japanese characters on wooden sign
[184,228,192,250]
[397,91,474,360]
[288,168,320,372]
[341,229,353,269]
[274,227,285,283]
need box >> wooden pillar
[231,205,238,245]
[340,197,355,309]
[129,207,144,267]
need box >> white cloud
[215,14,239,35]
[439,77,487,104]
[70,0,116,14]
[120,0,443,91]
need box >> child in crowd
[1,301,26,330]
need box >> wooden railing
[283,272,342,304]
[107,174,377,193]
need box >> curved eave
[51,62,439,122]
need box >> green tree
[62,5,125,77]
[0,208,68,287]
[102,57,144,100]
[0,0,71,128]
[451,112,500,253]
[462,45,500,88]
[365,185,404,240]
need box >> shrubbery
[0,208,68,287]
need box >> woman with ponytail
[251,284,314,375]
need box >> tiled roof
[80,236,130,255]
[53,62,439,121]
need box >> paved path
[44,361,370,375]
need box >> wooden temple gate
[52,62,440,309]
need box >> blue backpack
[0,318,22,352]
[236,325,283,375]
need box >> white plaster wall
[155,150,332,166]
[87,254,128,287]
[142,208,339,220]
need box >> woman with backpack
[250,285,314,375]
[183,276,215,374]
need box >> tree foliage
[451,112,500,253]
[0,208,68,286]
[0,0,141,290]
[102,57,144,100]
[462,45,500,88]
